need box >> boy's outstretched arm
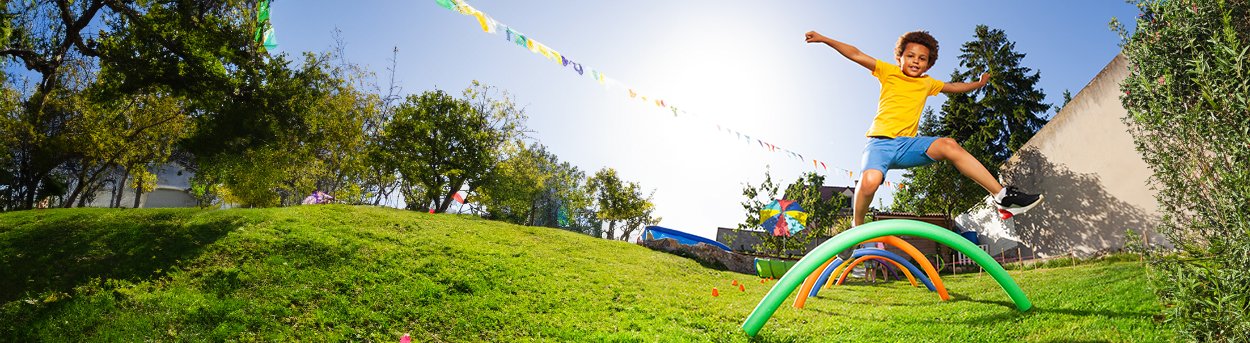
[806,31,875,71]
[942,72,991,93]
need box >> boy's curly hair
[895,31,939,67]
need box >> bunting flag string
[435,0,906,191]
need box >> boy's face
[896,42,933,78]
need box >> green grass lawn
[0,206,1175,342]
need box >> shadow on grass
[935,291,1159,324]
[0,209,251,303]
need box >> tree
[73,85,191,208]
[1115,1,1250,339]
[377,81,524,213]
[1,0,267,210]
[362,46,404,207]
[533,160,597,234]
[586,168,658,241]
[1056,89,1074,113]
[738,170,845,257]
[475,141,553,224]
[274,49,380,206]
[189,50,378,207]
[0,72,21,208]
[951,25,1050,160]
[475,142,597,233]
[458,81,529,210]
[781,172,849,235]
[738,169,782,233]
[297,33,385,205]
[893,26,1050,216]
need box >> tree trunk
[20,155,37,210]
[133,182,144,208]
[527,199,539,226]
[622,226,639,242]
[64,163,113,208]
[113,167,130,208]
[606,221,616,240]
[77,186,91,207]
[437,178,464,213]
[62,169,91,208]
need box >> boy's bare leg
[925,137,1003,195]
[853,169,884,226]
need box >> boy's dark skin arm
[942,73,991,93]
[805,31,875,71]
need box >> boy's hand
[805,31,827,43]
[978,72,992,85]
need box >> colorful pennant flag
[255,0,277,50]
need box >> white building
[88,163,198,208]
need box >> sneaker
[996,186,1044,219]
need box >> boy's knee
[927,137,962,160]
[860,170,885,187]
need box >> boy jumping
[804,30,1042,226]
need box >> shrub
[1115,0,1250,340]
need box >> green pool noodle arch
[741,219,1032,337]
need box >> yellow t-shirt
[866,59,945,138]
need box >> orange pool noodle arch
[792,257,838,309]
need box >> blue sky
[271,0,1139,239]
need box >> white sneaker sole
[997,194,1044,220]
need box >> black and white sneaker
[996,186,1043,219]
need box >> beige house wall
[975,54,1168,257]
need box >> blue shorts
[860,136,941,176]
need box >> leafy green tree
[893,26,1050,216]
[0,0,98,209]
[782,172,849,235]
[586,168,658,241]
[951,25,1050,160]
[535,161,598,234]
[475,141,552,224]
[189,50,378,207]
[1056,89,1074,113]
[1115,0,1250,340]
[291,36,384,206]
[69,86,191,208]
[276,50,380,206]
[738,170,845,257]
[0,72,21,208]
[377,82,524,213]
[458,81,529,208]
[1,0,267,210]
[474,142,597,233]
[738,169,782,233]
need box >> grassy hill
[1,206,1174,341]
